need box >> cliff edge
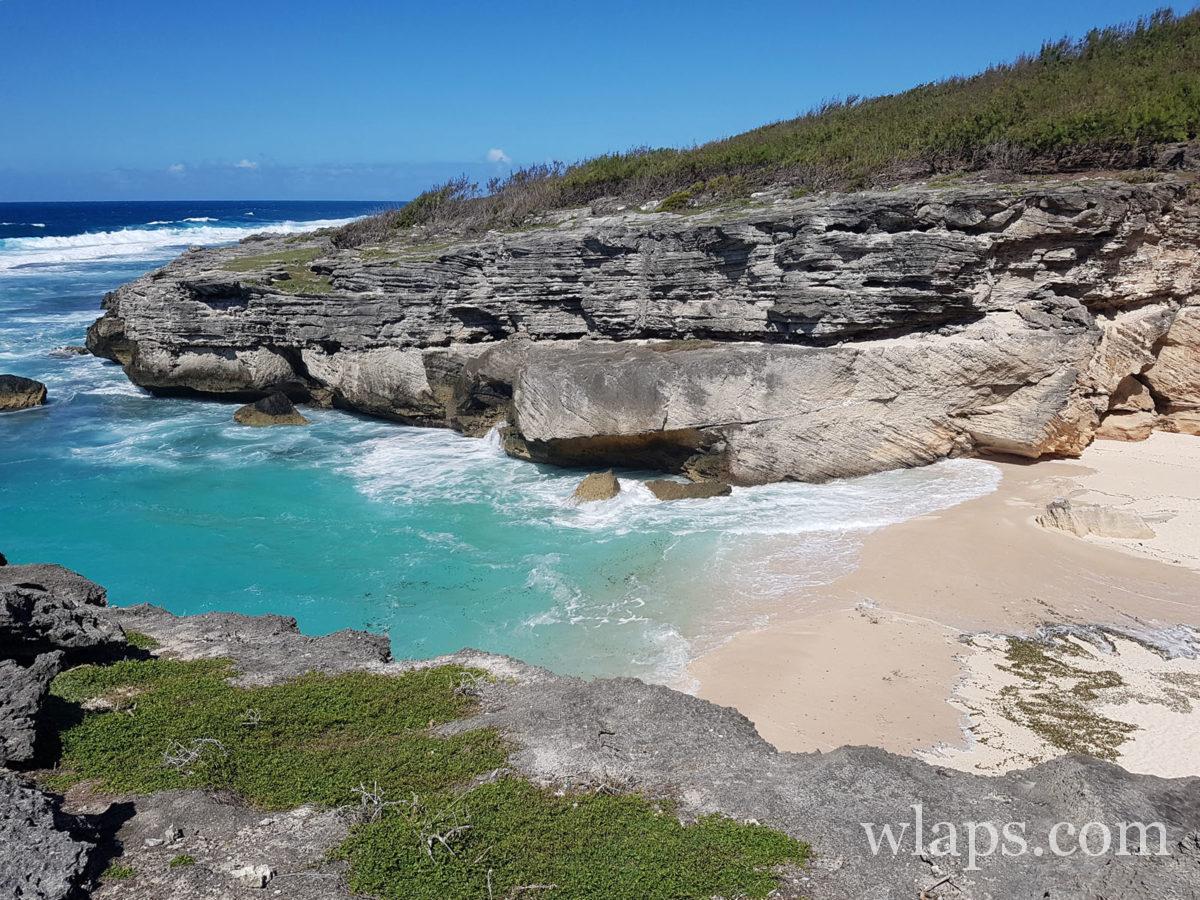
[88,175,1200,483]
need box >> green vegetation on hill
[335,9,1200,246]
[44,657,807,899]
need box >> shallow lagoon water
[0,202,1002,683]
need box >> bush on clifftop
[335,8,1200,244]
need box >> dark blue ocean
[0,200,999,682]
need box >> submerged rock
[1036,498,1156,539]
[645,479,732,501]
[233,392,310,427]
[0,374,47,411]
[49,345,89,358]
[571,470,620,503]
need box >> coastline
[689,432,1200,776]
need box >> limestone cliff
[88,176,1200,483]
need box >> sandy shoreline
[690,432,1200,777]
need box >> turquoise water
[0,203,1001,682]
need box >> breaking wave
[0,217,355,272]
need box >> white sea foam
[0,218,357,272]
[347,426,1000,540]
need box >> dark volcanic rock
[0,652,62,766]
[0,374,47,411]
[0,564,124,662]
[232,391,310,427]
[0,773,93,900]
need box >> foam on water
[0,217,356,271]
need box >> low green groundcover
[336,778,807,900]
[47,657,807,899]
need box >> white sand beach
[690,433,1200,777]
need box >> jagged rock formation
[88,176,1200,483]
[0,564,125,662]
[0,773,93,900]
[0,374,47,411]
[0,653,61,767]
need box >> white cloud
[234,159,259,169]
[486,148,511,165]
[167,163,186,174]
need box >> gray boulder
[0,773,92,900]
[0,653,62,767]
[0,564,124,661]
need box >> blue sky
[0,0,1185,201]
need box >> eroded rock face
[0,374,47,411]
[0,653,62,767]
[88,177,1200,483]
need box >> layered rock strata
[89,177,1200,483]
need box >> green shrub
[336,778,808,900]
[335,9,1200,244]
